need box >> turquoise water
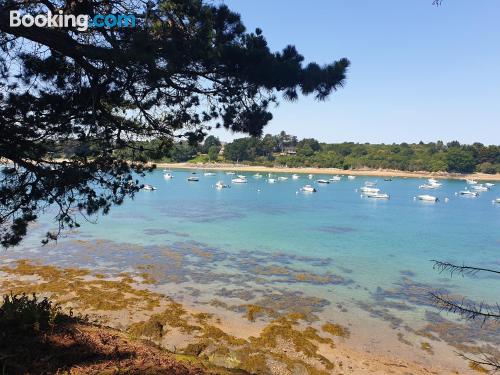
[3,169,500,362]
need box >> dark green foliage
[0,293,61,334]
[0,0,349,247]
[201,136,222,154]
[208,145,221,161]
[219,135,499,173]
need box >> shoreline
[153,162,500,181]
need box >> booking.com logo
[9,10,136,31]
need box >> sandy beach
[154,162,500,181]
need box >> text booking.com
[10,10,136,31]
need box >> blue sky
[211,0,500,145]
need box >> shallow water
[3,169,500,369]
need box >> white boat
[330,175,341,181]
[458,190,479,197]
[143,184,156,191]
[317,179,330,184]
[215,181,229,189]
[417,194,438,202]
[226,172,236,175]
[364,181,377,187]
[268,178,276,183]
[238,175,246,179]
[466,179,477,185]
[493,198,500,204]
[363,192,390,199]
[163,173,173,179]
[360,187,380,193]
[485,183,495,188]
[308,174,313,179]
[419,184,439,190]
[427,178,442,187]
[253,173,263,179]
[278,176,288,181]
[292,174,300,180]
[300,185,316,193]
[204,172,216,176]
[472,184,489,192]
[232,178,247,184]
[347,175,356,180]
[187,176,199,182]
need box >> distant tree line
[53,133,500,174]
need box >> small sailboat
[253,173,263,179]
[416,195,439,202]
[300,185,316,193]
[485,183,495,188]
[458,190,479,197]
[330,175,341,181]
[204,172,216,176]
[292,174,300,180]
[163,172,173,179]
[427,178,442,187]
[232,178,247,184]
[364,181,377,187]
[472,184,489,192]
[187,176,199,182]
[226,172,236,175]
[347,175,356,180]
[237,175,246,179]
[363,191,389,199]
[308,174,313,179]
[278,176,288,181]
[143,184,157,191]
[268,178,276,183]
[317,179,330,184]
[359,187,380,193]
[215,181,229,189]
[466,179,477,185]
[419,184,439,190]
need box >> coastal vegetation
[57,132,500,174]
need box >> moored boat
[300,185,316,193]
[485,182,495,188]
[317,179,330,184]
[360,187,380,193]
[253,173,263,178]
[347,175,356,180]
[419,184,439,190]
[187,176,199,182]
[278,176,288,181]
[458,190,479,197]
[143,184,157,191]
[308,174,314,179]
[204,172,216,176]
[226,172,236,175]
[466,179,477,185]
[364,181,377,187]
[232,178,247,184]
[472,184,489,192]
[163,172,173,179]
[268,178,276,183]
[292,174,300,180]
[215,181,229,189]
[493,198,500,204]
[363,192,390,199]
[330,175,341,181]
[417,194,438,202]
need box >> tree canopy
[0,0,349,247]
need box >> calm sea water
[3,169,500,362]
